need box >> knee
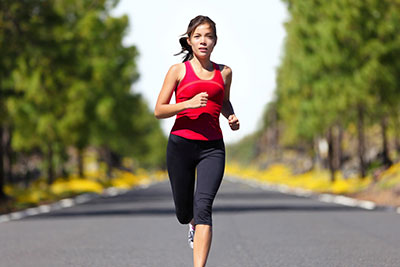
[194,200,212,225]
[176,211,192,225]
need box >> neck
[191,55,213,70]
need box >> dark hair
[174,15,217,62]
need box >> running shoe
[188,223,195,249]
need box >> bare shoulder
[217,63,232,74]
[217,64,232,83]
[168,62,186,82]
[220,64,232,72]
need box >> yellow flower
[51,178,103,195]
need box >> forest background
[1,0,400,213]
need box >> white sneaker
[188,223,195,249]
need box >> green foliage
[1,0,166,187]
[226,133,260,165]
[271,0,400,145]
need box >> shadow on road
[85,191,302,206]
[24,180,371,220]
[25,204,368,220]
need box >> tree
[1,0,167,196]
[272,0,400,180]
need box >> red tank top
[171,60,225,140]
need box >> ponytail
[174,37,193,62]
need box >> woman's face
[187,23,217,59]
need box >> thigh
[195,142,226,200]
[167,135,197,206]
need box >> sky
[111,0,288,144]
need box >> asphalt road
[1,177,399,267]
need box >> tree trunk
[327,127,336,182]
[78,147,84,178]
[395,127,400,153]
[357,106,366,178]
[336,124,344,169]
[47,143,54,185]
[0,126,7,200]
[4,124,13,184]
[104,147,112,179]
[274,123,281,161]
[393,113,400,152]
[313,137,322,171]
[271,107,279,160]
[380,115,392,167]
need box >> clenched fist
[188,92,208,109]
[228,114,240,130]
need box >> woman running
[154,15,239,267]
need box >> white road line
[0,215,10,223]
[138,184,150,189]
[25,208,40,216]
[38,205,51,213]
[227,176,399,214]
[318,194,334,203]
[59,198,75,208]
[292,188,313,197]
[103,187,119,197]
[0,181,160,224]
[333,195,358,207]
[9,212,24,220]
[358,200,376,210]
[277,186,291,194]
[75,194,92,204]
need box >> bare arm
[221,66,240,130]
[221,100,235,119]
[154,64,208,119]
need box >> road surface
[1,177,399,267]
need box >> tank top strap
[211,62,225,86]
[184,60,198,80]
[182,60,224,86]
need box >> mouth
[199,47,208,52]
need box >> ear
[186,37,192,47]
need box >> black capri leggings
[167,134,225,226]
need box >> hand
[228,114,240,130]
[188,92,208,109]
